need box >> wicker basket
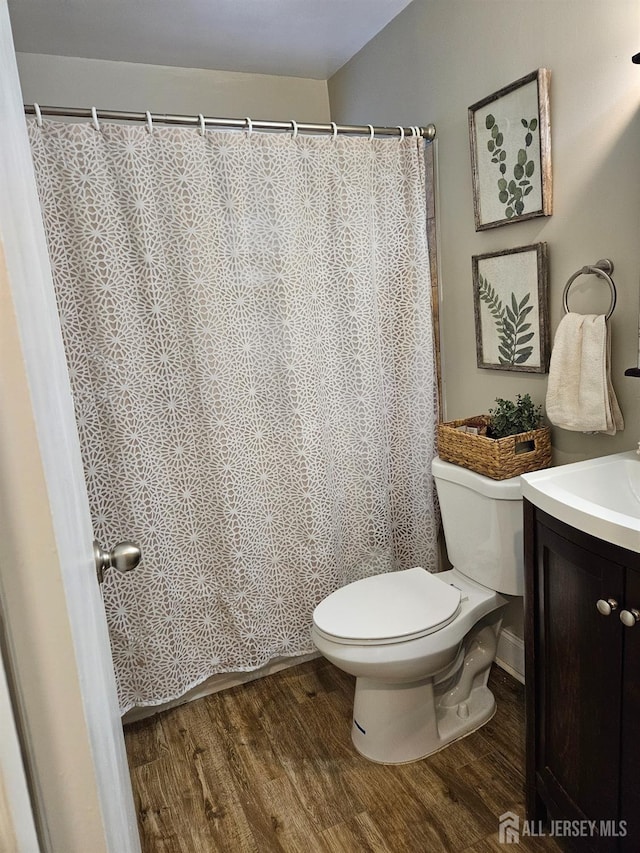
[437,416,552,480]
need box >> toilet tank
[432,456,524,596]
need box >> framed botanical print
[468,69,552,231]
[472,243,550,373]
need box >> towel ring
[562,258,616,320]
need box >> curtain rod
[24,104,436,141]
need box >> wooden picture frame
[468,69,552,231]
[472,243,549,373]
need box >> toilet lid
[312,567,461,644]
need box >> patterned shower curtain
[28,119,439,713]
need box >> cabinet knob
[620,609,640,628]
[596,598,619,616]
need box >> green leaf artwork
[485,114,537,219]
[478,275,534,366]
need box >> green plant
[485,113,537,219]
[478,275,535,366]
[488,394,542,439]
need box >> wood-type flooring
[124,658,559,852]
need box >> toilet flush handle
[596,598,619,616]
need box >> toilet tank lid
[432,456,522,500]
[312,567,461,643]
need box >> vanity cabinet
[524,499,640,851]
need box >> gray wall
[17,53,330,122]
[329,0,640,465]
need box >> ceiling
[8,0,415,80]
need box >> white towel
[545,313,624,435]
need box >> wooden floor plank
[245,773,333,853]
[204,683,286,787]
[321,810,389,852]
[157,697,244,810]
[130,758,198,853]
[426,747,526,824]
[124,658,560,852]
[125,712,171,770]
[479,667,527,768]
[364,759,496,851]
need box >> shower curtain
[28,119,439,712]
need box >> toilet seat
[312,567,461,646]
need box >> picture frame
[472,243,549,373]
[468,69,552,231]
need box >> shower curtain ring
[33,103,43,128]
[145,111,153,134]
[330,121,338,140]
[198,114,206,136]
[245,117,253,135]
[91,107,100,131]
[368,124,375,140]
[290,120,298,139]
[411,126,419,138]
[397,126,405,142]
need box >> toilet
[311,455,524,764]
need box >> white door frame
[0,3,140,851]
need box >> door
[620,567,640,850]
[0,3,140,851]
[534,518,624,851]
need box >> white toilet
[311,455,524,764]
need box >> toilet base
[351,684,496,764]
[351,679,496,764]
[350,624,500,764]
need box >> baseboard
[495,628,525,684]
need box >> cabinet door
[620,568,640,851]
[534,520,624,847]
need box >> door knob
[94,540,141,584]
[620,608,640,628]
[596,598,619,616]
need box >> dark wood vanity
[524,499,640,851]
